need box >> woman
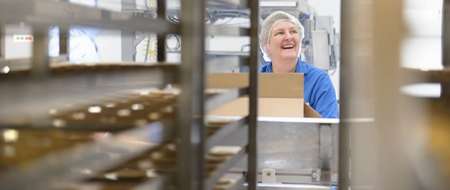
[260,11,339,118]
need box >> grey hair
[260,11,304,54]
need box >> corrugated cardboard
[208,97,304,117]
[207,73,321,118]
[207,73,303,98]
[304,103,320,117]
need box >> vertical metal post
[122,0,136,62]
[248,0,259,189]
[121,31,135,62]
[157,0,166,62]
[318,124,333,182]
[0,26,4,59]
[337,119,349,190]
[443,0,450,68]
[32,27,50,77]
[178,0,205,190]
[59,28,68,57]
[337,1,350,186]
[339,0,375,189]
[373,0,420,189]
[442,0,450,96]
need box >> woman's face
[266,21,300,61]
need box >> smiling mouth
[281,44,295,49]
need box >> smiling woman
[260,11,303,73]
[259,11,339,118]
[266,21,300,72]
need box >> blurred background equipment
[340,0,450,189]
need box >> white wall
[4,25,32,59]
[308,0,341,31]
[96,30,122,62]
[68,0,123,63]
[206,36,250,54]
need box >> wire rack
[0,0,259,190]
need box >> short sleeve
[310,72,339,118]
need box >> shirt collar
[262,59,305,73]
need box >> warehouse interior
[0,0,449,190]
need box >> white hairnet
[260,11,304,54]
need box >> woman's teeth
[282,44,294,49]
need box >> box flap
[304,103,321,118]
[207,73,304,98]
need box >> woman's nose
[284,31,293,39]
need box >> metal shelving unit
[0,0,178,33]
[0,0,259,190]
[177,0,259,189]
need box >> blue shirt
[260,60,339,118]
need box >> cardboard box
[207,73,320,118]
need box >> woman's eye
[274,31,283,36]
[290,30,298,34]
